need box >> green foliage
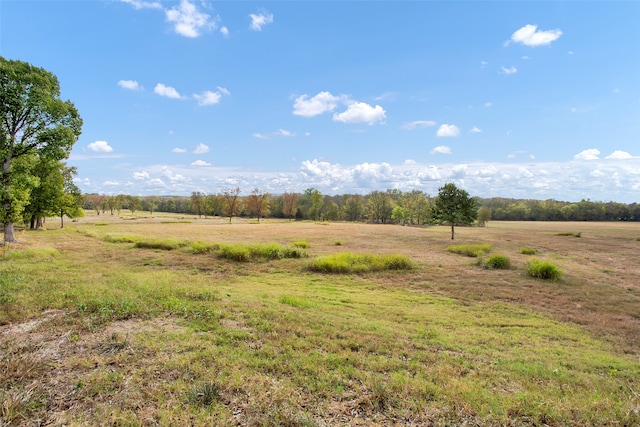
[218,243,308,262]
[133,238,190,251]
[527,259,563,280]
[447,243,492,257]
[189,241,220,253]
[103,234,140,244]
[433,183,478,239]
[187,383,221,407]
[292,241,310,248]
[279,295,315,308]
[307,252,415,273]
[520,247,538,255]
[480,254,511,270]
[2,246,59,260]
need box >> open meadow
[1,213,639,426]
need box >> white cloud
[574,148,600,160]
[217,86,230,96]
[166,0,215,38]
[88,140,113,153]
[193,143,210,154]
[436,124,460,137]
[191,160,211,166]
[154,83,182,99]
[333,102,386,125]
[508,24,562,47]
[431,145,452,155]
[480,60,488,68]
[103,180,120,186]
[292,92,347,117]
[220,26,229,37]
[172,147,187,153]
[605,150,638,160]
[121,0,162,10]
[484,102,493,108]
[133,171,150,180]
[401,120,436,130]
[470,126,483,134]
[501,66,518,75]
[276,129,295,137]
[117,80,142,91]
[249,10,274,31]
[252,133,269,140]
[194,90,222,106]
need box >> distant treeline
[82,189,640,223]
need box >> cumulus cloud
[191,160,211,166]
[133,171,150,180]
[574,148,600,160]
[121,0,162,10]
[431,145,452,155]
[333,102,386,125]
[165,0,216,38]
[508,24,562,47]
[193,143,210,154]
[292,92,347,117]
[249,10,274,31]
[172,147,187,153]
[501,66,518,75]
[605,150,638,160]
[88,140,113,153]
[436,124,460,137]
[470,126,483,133]
[401,120,436,130]
[194,90,221,106]
[154,83,182,99]
[117,80,142,91]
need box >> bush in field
[527,259,562,280]
[447,243,492,257]
[480,254,511,270]
[307,252,414,274]
[520,247,538,255]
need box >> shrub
[447,243,492,257]
[481,254,511,270]
[307,252,414,274]
[520,247,538,255]
[527,259,562,280]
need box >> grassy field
[1,213,639,426]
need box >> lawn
[1,214,639,426]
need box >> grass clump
[307,252,414,273]
[291,241,310,249]
[527,259,562,280]
[190,241,220,253]
[187,382,220,407]
[103,234,140,244]
[480,254,511,270]
[447,243,492,257]
[520,247,538,255]
[133,238,190,251]
[218,243,308,262]
[94,222,109,226]
[279,295,315,308]
[2,246,59,260]
[555,231,581,237]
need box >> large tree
[433,183,478,240]
[1,57,82,242]
[246,188,270,222]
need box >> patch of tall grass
[218,243,308,262]
[479,254,511,270]
[447,243,492,257]
[103,234,141,244]
[1,246,59,259]
[520,247,538,255]
[307,252,414,273]
[527,259,562,280]
[133,238,190,251]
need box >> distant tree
[205,193,222,217]
[220,187,242,223]
[309,189,323,220]
[367,191,394,223]
[128,195,141,215]
[191,191,205,217]
[247,188,270,222]
[477,206,491,227]
[143,196,160,215]
[282,192,298,221]
[391,205,410,225]
[344,195,365,222]
[1,57,82,242]
[433,183,478,240]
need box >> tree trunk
[4,223,17,243]
[451,223,455,240]
[60,212,65,229]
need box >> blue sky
[2,1,639,202]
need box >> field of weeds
[1,213,639,426]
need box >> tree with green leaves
[433,183,477,240]
[1,57,82,242]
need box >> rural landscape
[1,212,639,425]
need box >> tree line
[82,187,640,225]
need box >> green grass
[291,241,310,248]
[527,259,563,280]
[480,254,511,270]
[447,243,492,257]
[307,252,415,273]
[133,238,190,251]
[218,243,308,262]
[520,247,538,255]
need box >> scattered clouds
[172,148,187,153]
[253,129,296,139]
[431,145,452,155]
[193,87,229,106]
[501,66,518,75]
[117,80,142,91]
[220,26,229,37]
[165,0,216,38]
[605,150,638,160]
[252,133,268,140]
[401,120,436,130]
[191,160,211,166]
[470,126,483,134]
[507,24,562,47]
[484,102,493,108]
[154,83,183,99]
[292,92,347,117]
[275,129,295,137]
[249,10,274,31]
[88,140,113,153]
[480,60,488,68]
[574,148,600,160]
[133,171,150,180]
[436,124,460,137]
[120,0,162,10]
[333,102,386,125]
[193,143,210,154]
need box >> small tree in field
[433,183,477,240]
[477,206,491,227]
[282,192,298,221]
[247,188,270,222]
[220,187,242,223]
